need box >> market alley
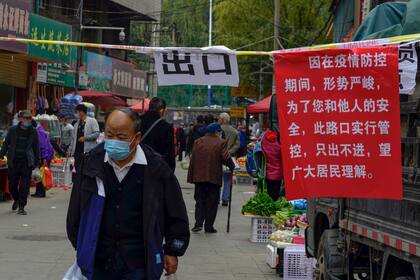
[0,164,279,280]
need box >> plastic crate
[266,245,278,268]
[283,245,314,280]
[50,159,73,188]
[250,217,276,243]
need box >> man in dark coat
[188,123,234,233]
[0,110,40,215]
[66,108,190,280]
[176,124,186,161]
[186,115,205,155]
[140,97,175,171]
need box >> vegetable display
[273,207,295,226]
[242,195,294,217]
[241,192,279,217]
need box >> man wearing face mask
[66,108,190,280]
[0,110,40,215]
[69,104,99,173]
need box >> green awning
[353,0,420,40]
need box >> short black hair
[196,115,204,123]
[149,97,167,112]
[106,108,142,133]
[75,104,87,114]
[204,114,215,125]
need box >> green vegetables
[273,208,295,226]
[242,194,293,217]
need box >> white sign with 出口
[154,46,239,86]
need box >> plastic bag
[290,199,307,210]
[40,166,53,191]
[180,154,189,170]
[63,260,87,280]
[164,274,178,280]
[32,168,42,183]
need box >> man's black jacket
[66,143,190,279]
[0,125,40,168]
[140,111,175,171]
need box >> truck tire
[316,229,346,280]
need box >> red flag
[274,46,402,200]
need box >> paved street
[0,165,279,280]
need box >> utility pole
[171,23,177,46]
[268,0,280,127]
[207,0,213,107]
[271,0,280,98]
[274,0,280,50]
[75,0,84,95]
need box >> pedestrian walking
[186,115,205,155]
[31,120,54,198]
[0,110,40,215]
[69,104,100,173]
[66,108,190,280]
[60,115,74,153]
[219,113,240,206]
[261,129,284,201]
[176,123,186,161]
[188,123,235,233]
[140,97,175,171]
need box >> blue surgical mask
[104,137,135,161]
[22,121,32,128]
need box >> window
[39,0,47,9]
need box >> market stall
[0,163,9,201]
[130,98,150,113]
[241,193,312,277]
[246,95,271,114]
[76,90,127,107]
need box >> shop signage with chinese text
[36,63,75,88]
[85,51,112,92]
[29,14,74,64]
[112,59,147,98]
[231,86,258,98]
[230,106,246,119]
[0,0,31,53]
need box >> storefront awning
[247,95,272,114]
[71,90,127,107]
[130,98,150,112]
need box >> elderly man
[188,123,234,233]
[219,113,240,206]
[0,110,40,215]
[66,108,190,280]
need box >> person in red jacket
[261,129,284,201]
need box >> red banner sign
[274,46,402,200]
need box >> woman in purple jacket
[31,120,54,198]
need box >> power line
[41,0,215,18]
[235,36,275,50]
